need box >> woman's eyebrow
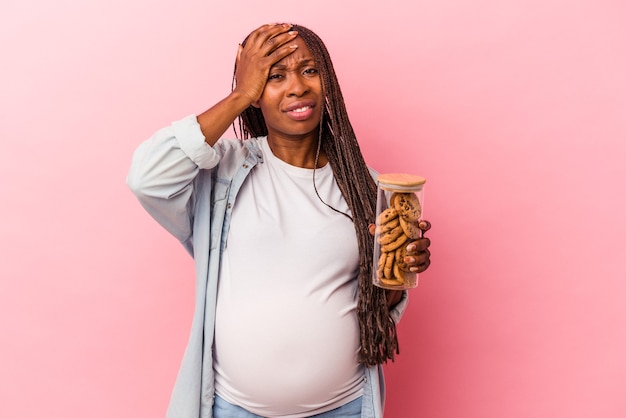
[271,58,316,70]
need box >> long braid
[234,24,399,366]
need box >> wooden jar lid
[378,173,426,191]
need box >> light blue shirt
[127,115,409,418]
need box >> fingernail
[405,257,416,264]
[407,243,416,252]
[410,267,419,273]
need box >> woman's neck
[266,134,328,168]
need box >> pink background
[1,1,625,417]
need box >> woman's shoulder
[213,136,265,164]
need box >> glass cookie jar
[372,173,426,290]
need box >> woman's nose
[286,74,308,97]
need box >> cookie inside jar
[373,173,426,290]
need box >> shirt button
[242,163,249,168]
[227,203,232,209]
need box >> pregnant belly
[213,296,363,415]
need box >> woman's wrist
[386,290,403,308]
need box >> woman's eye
[268,73,282,80]
[304,68,318,75]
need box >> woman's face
[255,36,323,142]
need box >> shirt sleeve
[126,115,220,244]
[389,290,409,324]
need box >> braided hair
[233,24,399,366]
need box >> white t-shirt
[213,138,364,417]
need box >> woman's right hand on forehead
[234,23,299,105]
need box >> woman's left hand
[368,220,431,273]
[404,220,431,273]
[369,220,432,307]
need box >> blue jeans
[212,395,362,417]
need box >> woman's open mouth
[284,102,316,121]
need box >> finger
[404,248,430,265]
[406,237,430,254]
[263,31,299,61]
[247,23,287,41]
[240,29,298,72]
[407,249,431,273]
[265,41,298,64]
[409,257,430,273]
[247,23,294,52]
[368,223,376,236]
[418,220,432,235]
